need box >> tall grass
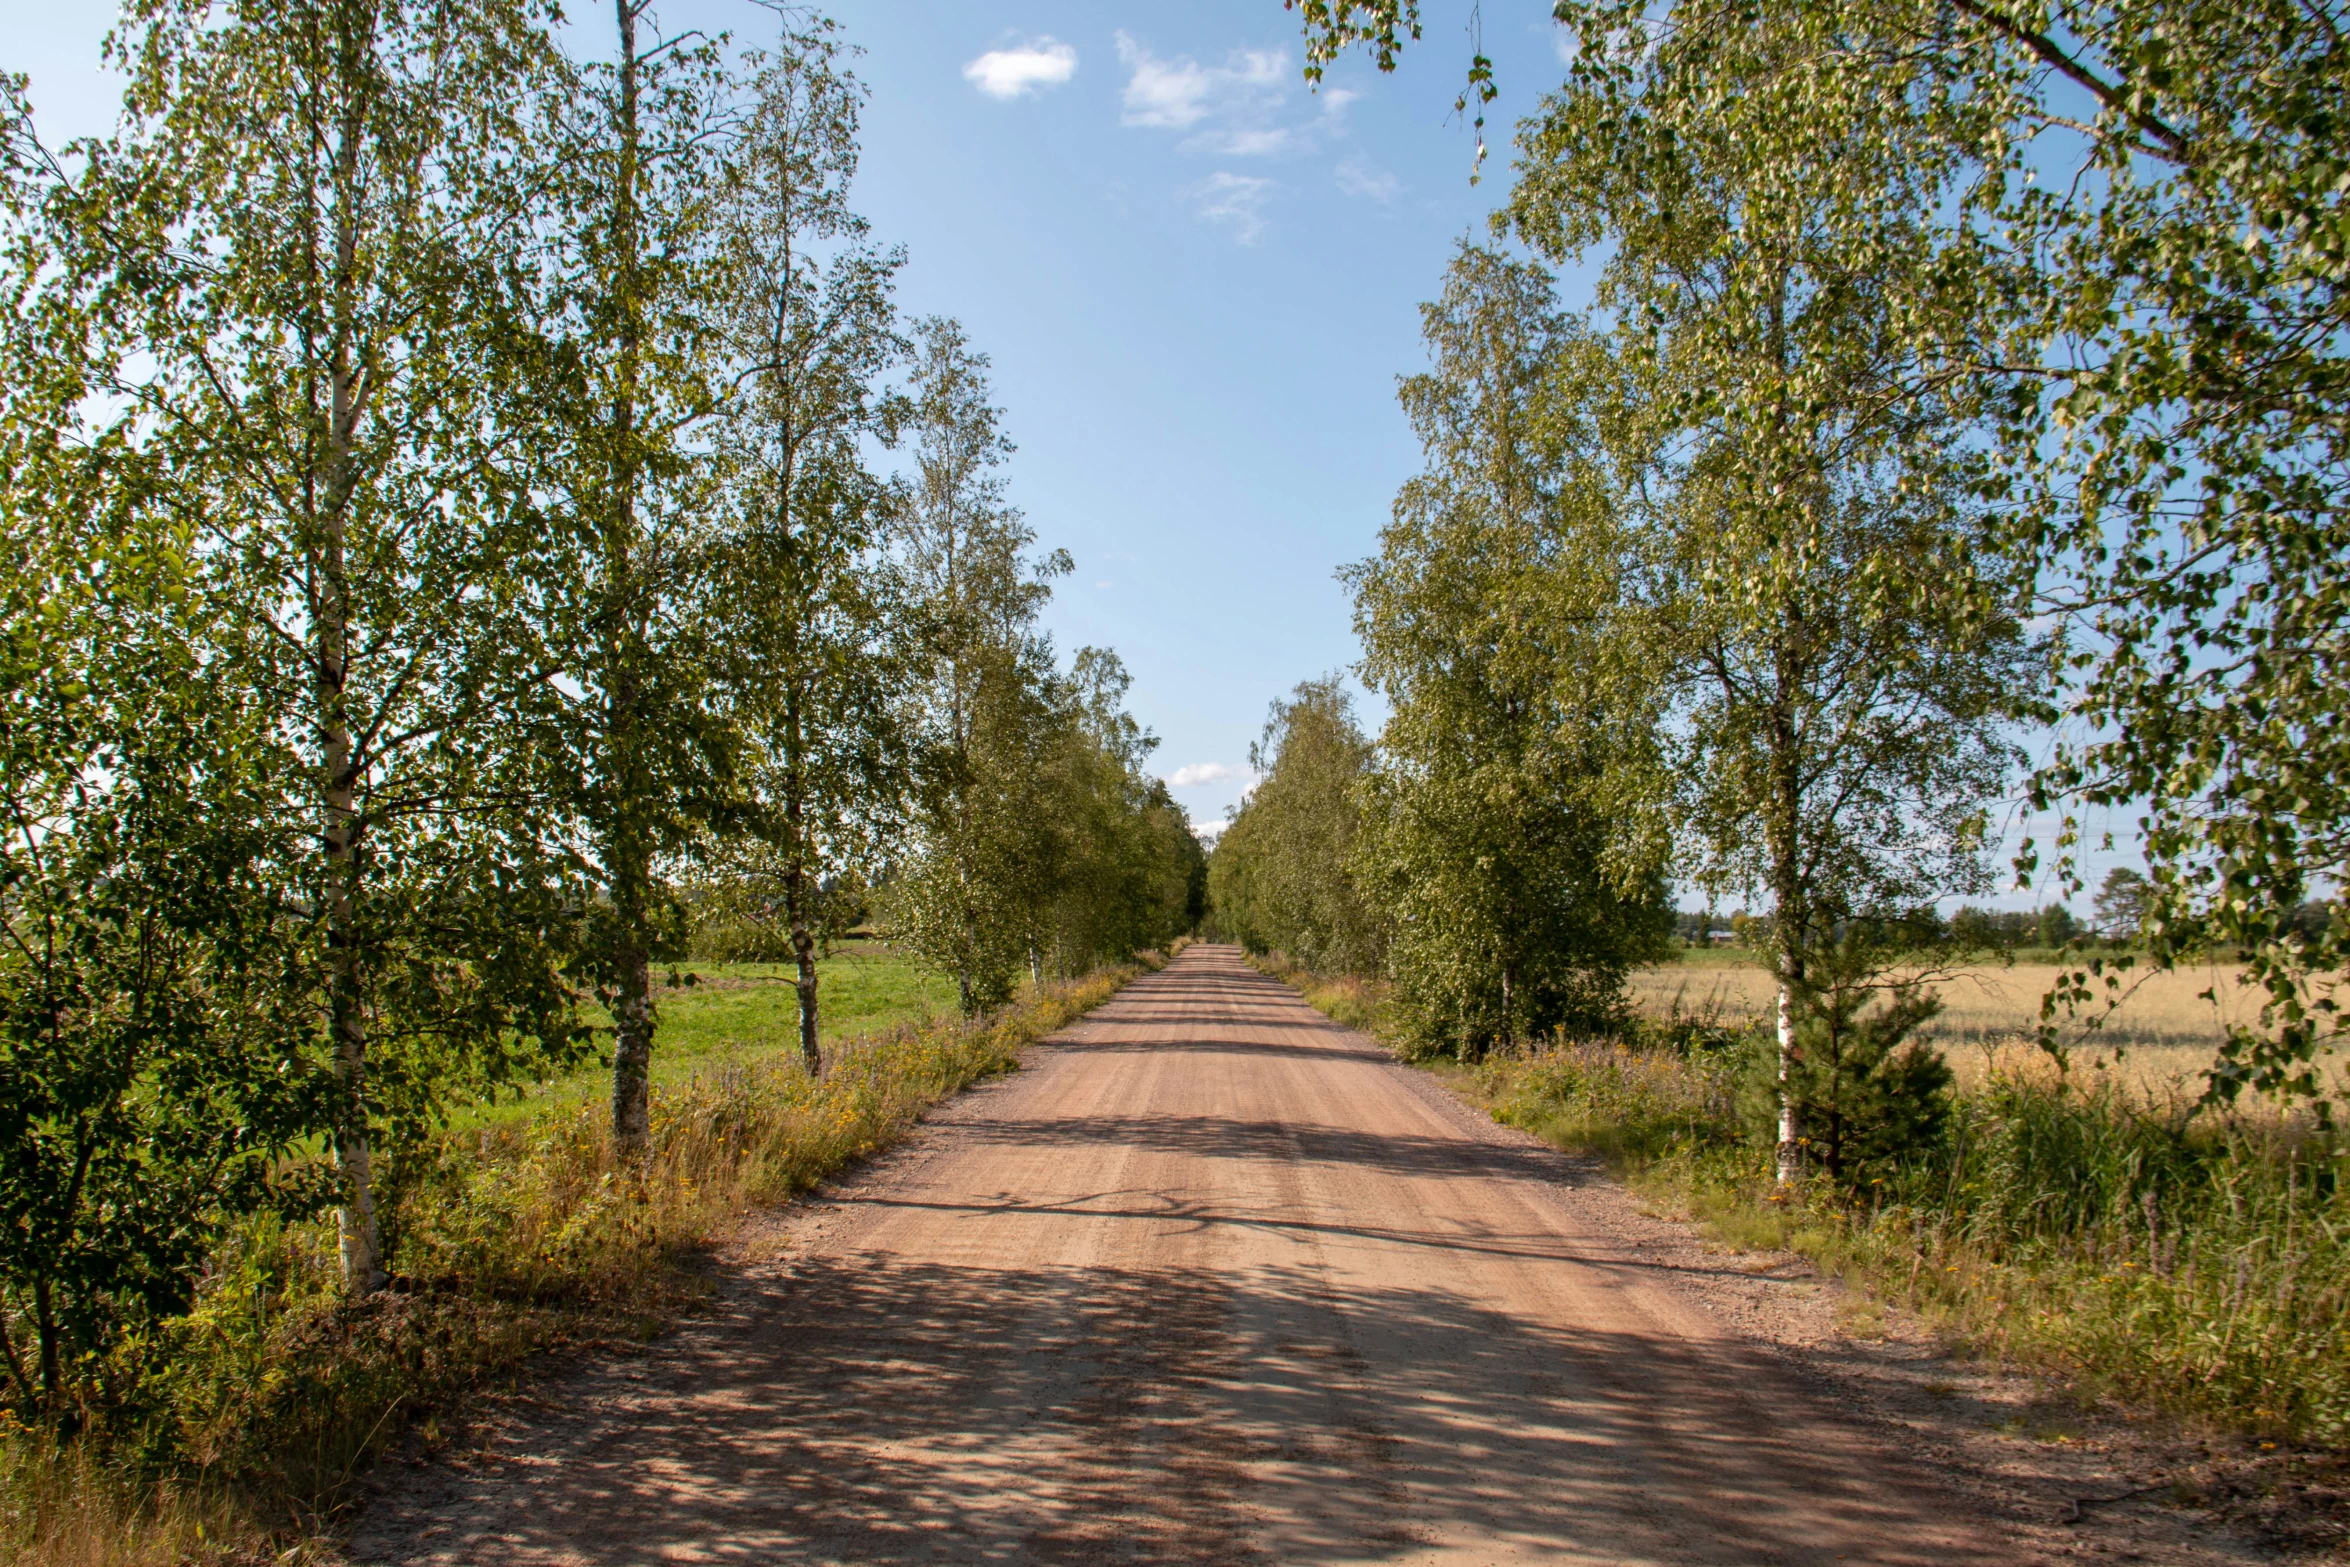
[1250,950,1397,1038]
[1477,1036,2350,1446]
[1264,953,2349,1449]
[0,963,1147,1566]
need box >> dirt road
[352,944,2042,1565]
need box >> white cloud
[1115,32,1286,131]
[1165,761,1244,789]
[1192,172,1278,244]
[1208,126,1299,157]
[963,37,1078,100]
[1191,818,1230,844]
[1335,158,1400,203]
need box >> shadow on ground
[355,1255,1996,1566]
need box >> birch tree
[1039,648,1201,974]
[1509,14,2038,1180]
[709,19,905,1071]
[1208,678,1387,972]
[532,1,737,1152]
[1348,246,1672,1056]
[889,318,1070,1013]
[95,0,587,1291]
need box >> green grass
[465,945,963,1123]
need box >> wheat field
[1625,956,2345,1096]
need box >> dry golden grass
[1626,958,2348,1097]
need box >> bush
[1739,981,1953,1184]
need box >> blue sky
[7,2,2120,909]
[805,3,1577,833]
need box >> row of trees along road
[0,3,1201,1413]
[1237,0,2350,1177]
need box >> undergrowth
[1266,956,2350,1451]
[0,961,1150,1566]
[1250,951,1396,1040]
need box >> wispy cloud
[1112,32,1346,157]
[1165,761,1245,789]
[1191,173,1278,244]
[1335,157,1400,203]
[964,37,1078,100]
[1191,818,1230,844]
[1115,32,1286,132]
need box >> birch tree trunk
[788,869,821,1073]
[1769,668,1806,1187]
[605,0,656,1155]
[785,717,823,1074]
[318,36,382,1292]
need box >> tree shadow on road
[351,1255,2011,1566]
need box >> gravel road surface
[350,944,2083,1564]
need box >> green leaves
[887,322,1196,1011]
[1210,679,1386,974]
[1347,246,1672,1055]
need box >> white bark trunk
[1775,961,1801,1186]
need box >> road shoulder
[1367,1031,2322,1566]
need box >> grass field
[1624,954,2313,1095]
[468,944,965,1123]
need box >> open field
[1625,956,2320,1095]
[463,944,964,1124]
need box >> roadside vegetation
[1263,951,2349,1450]
[0,3,1203,1558]
[1476,1034,2349,1447]
[0,958,1155,1565]
[1220,0,2350,1459]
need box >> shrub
[1739,982,1953,1184]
